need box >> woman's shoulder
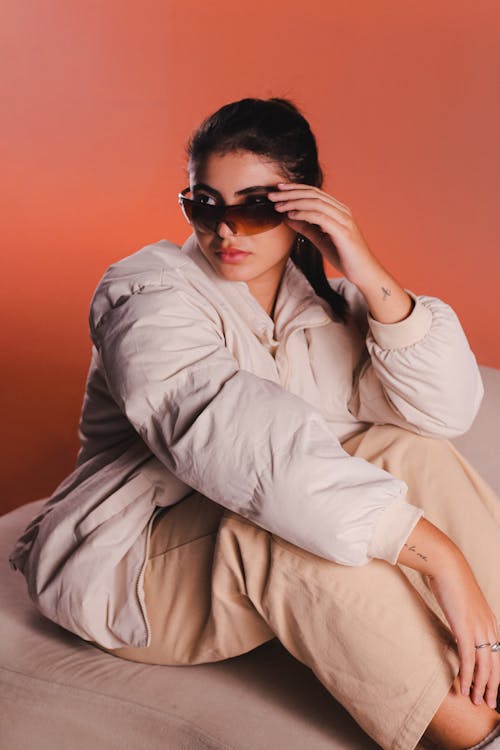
[88,239,212,336]
[94,239,190,291]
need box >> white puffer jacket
[9,233,483,649]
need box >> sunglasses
[178,187,284,236]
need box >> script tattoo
[381,286,392,300]
[403,543,428,562]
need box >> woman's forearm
[396,516,462,577]
[396,516,499,707]
[353,261,415,324]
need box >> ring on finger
[475,642,492,649]
[491,642,500,652]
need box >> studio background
[1,0,499,514]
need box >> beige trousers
[101,425,500,750]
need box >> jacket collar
[180,234,332,344]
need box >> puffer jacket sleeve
[89,273,423,568]
[333,278,484,438]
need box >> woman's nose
[215,220,237,237]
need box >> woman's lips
[215,248,250,263]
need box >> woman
[9,97,500,750]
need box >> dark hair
[184,96,349,323]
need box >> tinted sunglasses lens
[231,202,282,235]
[180,195,282,235]
[191,203,222,233]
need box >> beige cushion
[1,365,499,749]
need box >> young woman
[9,97,500,750]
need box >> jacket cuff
[367,291,432,350]
[367,496,424,564]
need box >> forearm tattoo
[403,543,428,562]
[381,286,392,300]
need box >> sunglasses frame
[177,186,284,236]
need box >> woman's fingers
[471,646,493,704]
[458,629,500,707]
[485,651,500,709]
[282,216,332,242]
[282,209,345,234]
[273,197,351,226]
[269,184,351,214]
[431,574,500,705]
[268,181,378,280]
[484,650,500,709]
[457,636,476,697]
[474,628,500,708]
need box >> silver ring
[491,642,500,652]
[475,642,491,649]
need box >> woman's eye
[247,196,270,205]
[194,194,215,205]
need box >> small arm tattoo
[403,543,428,562]
[381,286,392,300]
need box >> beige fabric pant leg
[101,425,500,750]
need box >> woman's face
[188,150,297,311]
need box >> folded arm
[90,276,422,567]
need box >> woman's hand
[268,182,379,286]
[267,182,414,324]
[398,518,500,708]
[427,558,500,708]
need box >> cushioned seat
[1,365,499,749]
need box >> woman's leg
[101,489,275,665]
[338,425,500,749]
[211,425,500,750]
[215,508,458,750]
[425,676,499,749]
[344,425,500,750]
[103,424,500,750]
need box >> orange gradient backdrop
[1,1,499,514]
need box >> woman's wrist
[351,261,414,324]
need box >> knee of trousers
[342,424,457,476]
